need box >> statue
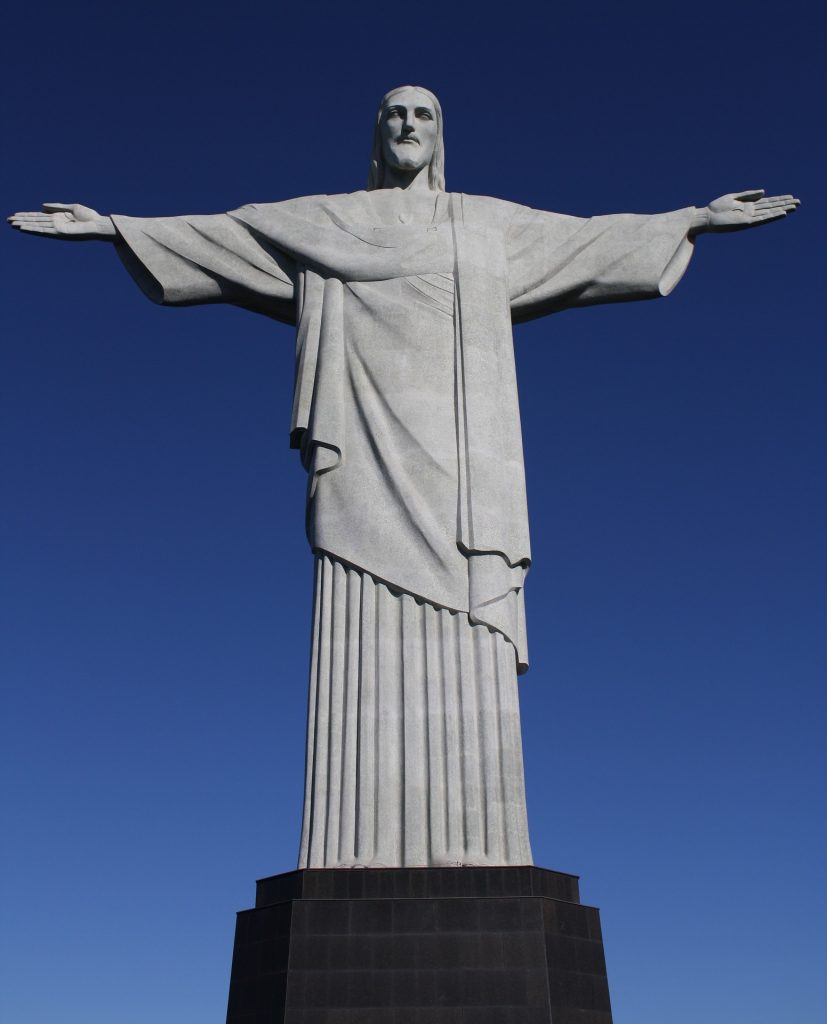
[9,85,799,871]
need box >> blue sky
[2,1,825,1022]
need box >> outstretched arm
[8,203,117,240]
[8,201,296,322]
[690,189,799,235]
[506,186,801,322]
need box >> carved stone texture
[18,89,778,870]
[111,187,695,867]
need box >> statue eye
[417,109,433,120]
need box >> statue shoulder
[229,194,359,234]
[232,193,329,216]
[449,192,530,228]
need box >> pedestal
[226,866,613,1023]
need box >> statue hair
[367,86,446,193]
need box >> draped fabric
[299,555,533,868]
[113,190,695,672]
[111,189,697,868]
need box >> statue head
[367,86,445,192]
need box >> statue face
[379,88,438,176]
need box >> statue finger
[755,196,794,208]
[9,212,54,222]
[732,189,765,202]
[760,196,797,208]
[754,202,794,214]
[16,223,58,234]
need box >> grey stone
[7,85,800,869]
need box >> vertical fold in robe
[450,195,531,669]
[298,554,534,869]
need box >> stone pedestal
[226,866,613,1023]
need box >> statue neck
[380,164,433,192]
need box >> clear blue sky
[2,1,824,1022]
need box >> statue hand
[7,203,117,240]
[700,190,800,233]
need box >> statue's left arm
[690,189,799,235]
[506,189,799,324]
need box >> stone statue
[9,85,799,871]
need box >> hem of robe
[312,547,529,675]
[658,216,696,295]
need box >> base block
[226,866,613,1023]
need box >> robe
[112,189,695,866]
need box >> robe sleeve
[111,209,297,324]
[506,204,697,324]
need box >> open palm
[7,203,116,240]
[706,190,799,232]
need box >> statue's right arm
[9,201,297,322]
[7,203,116,241]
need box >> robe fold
[112,189,695,866]
[113,190,695,671]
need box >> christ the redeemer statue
[9,86,799,871]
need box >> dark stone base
[226,866,613,1023]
